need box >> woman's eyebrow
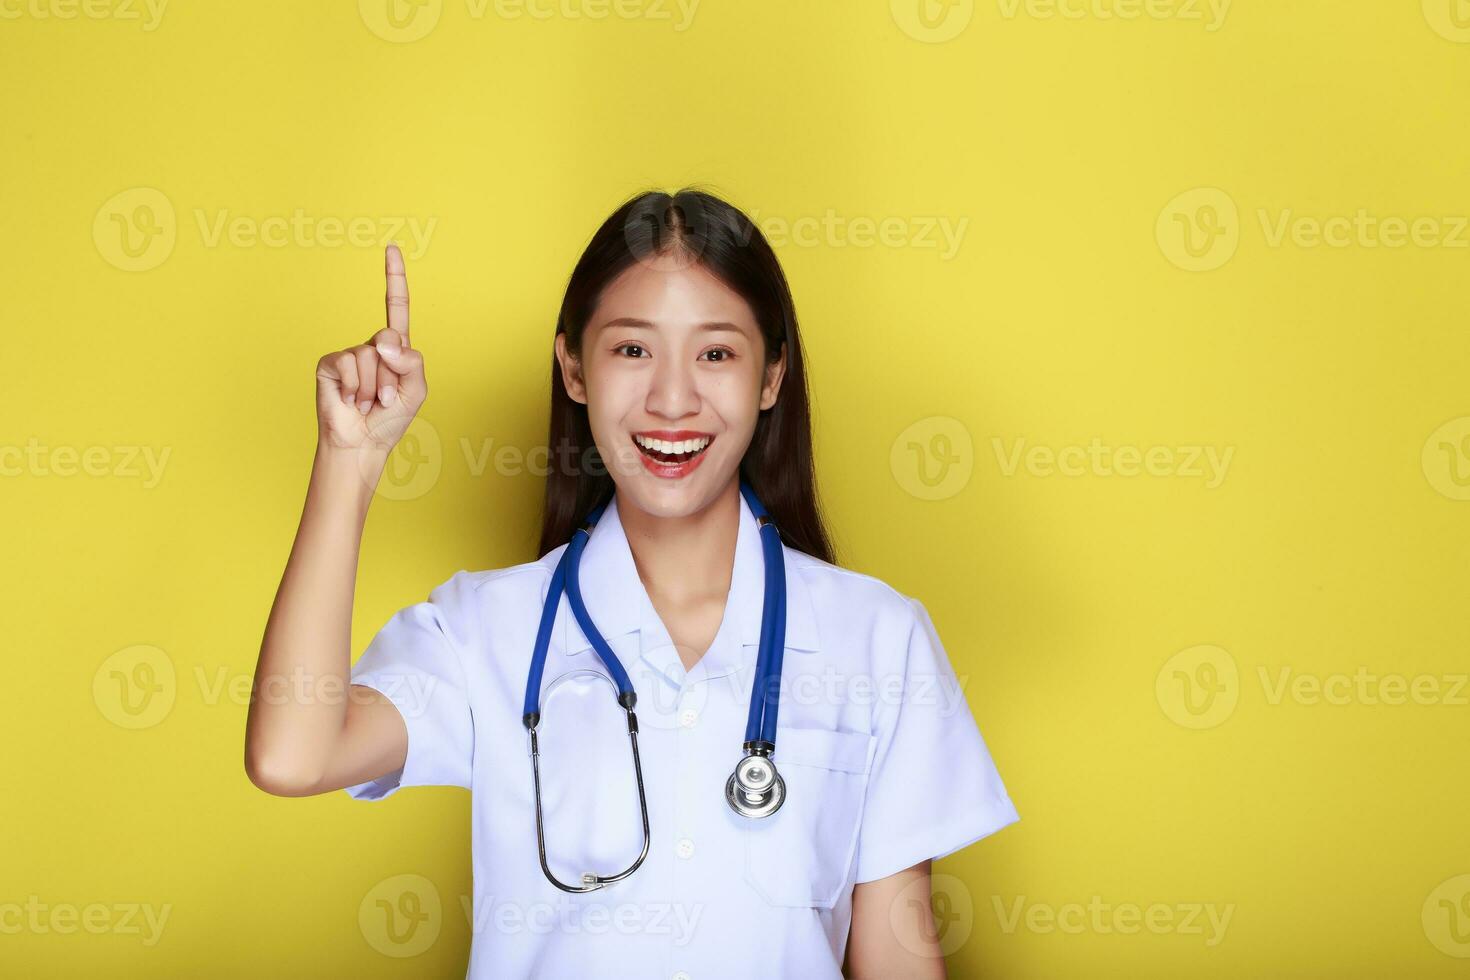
[598,317,748,333]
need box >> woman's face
[555,252,786,520]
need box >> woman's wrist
[311,441,388,517]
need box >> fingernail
[380,385,397,407]
[358,398,372,415]
[376,342,401,358]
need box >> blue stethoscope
[522,480,789,893]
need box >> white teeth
[635,434,711,455]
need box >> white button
[675,838,695,859]
[673,972,692,980]
[678,708,699,728]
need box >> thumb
[374,341,426,402]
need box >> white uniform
[345,491,1019,979]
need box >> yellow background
[5,0,1470,975]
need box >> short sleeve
[853,596,1020,882]
[342,570,478,801]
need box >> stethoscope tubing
[525,481,785,727]
[565,511,637,702]
[744,495,787,747]
[521,480,789,891]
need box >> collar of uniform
[558,490,820,681]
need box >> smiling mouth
[632,433,714,465]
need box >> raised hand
[314,244,428,455]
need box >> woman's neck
[618,479,741,607]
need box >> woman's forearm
[244,444,387,794]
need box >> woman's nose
[645,357,700,418]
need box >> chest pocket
[742,726,877,909]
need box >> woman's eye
[614,344,733,361]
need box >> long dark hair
[536,187,834,564]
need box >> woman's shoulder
[441,549,563,599]
[784,548,925,629]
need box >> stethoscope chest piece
[725,746,785,818]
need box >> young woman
[245,190,1019,979]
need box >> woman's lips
[631,433,714,479]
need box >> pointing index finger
[385,243,410,347]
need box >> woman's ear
[759,343,787,411]
[555,332,588,405]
